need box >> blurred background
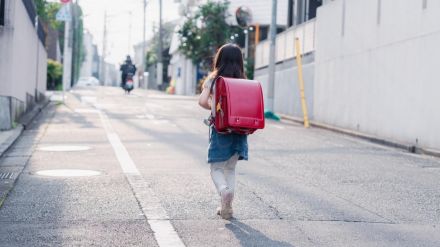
[1,0,439,152]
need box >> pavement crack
[240,182,283,220]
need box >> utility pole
[62,3,73,95]
[100,10,107,86]
[34,15,40,102]
[244,28,249,59]
[157,0,163,88]
[141,0,147,89]
[266,0,277,113]
[71,0,79,86]
[128,10,132,55]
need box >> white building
[101,62,118,87]
[0,0,47,130]
[133,41,148,89]
[80,31,95,78]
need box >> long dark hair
[209,44,246,79]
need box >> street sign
[56,4,71,21]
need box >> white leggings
[210,154,239,195]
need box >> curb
[279,114,440,158]
[18,99,50,130]
[0,99,49,159]
[0,100,50,208]
[0,125,24,159]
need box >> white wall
[314,0,440,150]
[80,32,94,78]
[255,58,314,119]
[254,19,316,119]
[169,52,196,96]
[255,20,316,68]
[0,0,47,104]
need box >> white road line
[97,109,185,247]
[74,109,100,114]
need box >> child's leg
[224,154,239,194]
[210,161,228,195]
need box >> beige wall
[0,0,47,104]
[314,0,440,150]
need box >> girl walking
[198,44,248,220]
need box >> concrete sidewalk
[0,99,49,158]
[0,126,24,159]
[0,100,50,207]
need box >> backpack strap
[209,76,220,94]
[208,76,220,123]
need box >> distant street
[0,86,439,246]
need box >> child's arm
[198,87,211,110]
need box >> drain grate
[0,172,14,179]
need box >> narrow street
[1,86,439,246]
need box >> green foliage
[144,22,176,70]
[34,0,62,30]
[72,3,85,83]
[45,2,62,30]
[34,0,49,20]
[245,58,254,80]
[178,1,234,69]
[47,59,63,90]
[145,50,157,68]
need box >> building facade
[80,31,99,80]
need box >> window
[0,0,5,26]
[288,0,323,27]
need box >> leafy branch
[177,1,235,70]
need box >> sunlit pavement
[0,86,439,246]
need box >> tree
[145,21,176,68]
[35,0,84,84]
[47,59,63,90]
[177,1,236,70]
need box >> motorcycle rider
[120,55,137,88]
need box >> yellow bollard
[294,37,310,128]
[255,24,260,45]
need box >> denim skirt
[208,127,248,163]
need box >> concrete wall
[255,55,314,119]
[314,0,440,150]
[254,19,316,119]
[80,32,94,78]
[0,0,47,129]
[255,20,316,68]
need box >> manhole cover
[38,145,91,152]
[36,169,101,177]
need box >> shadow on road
[225,220,294,247]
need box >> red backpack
[210,76,265,134]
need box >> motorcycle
[123,73,134,94]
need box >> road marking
[74,108,100,114]
[272,125,285,130]
[38,145,91,152]
[97,108,185,247]
[80,96,97,105]
[36,169,101,177]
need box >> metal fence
[22,0,46,46]
[255,19,316,69]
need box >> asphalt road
[0,86,439,246]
